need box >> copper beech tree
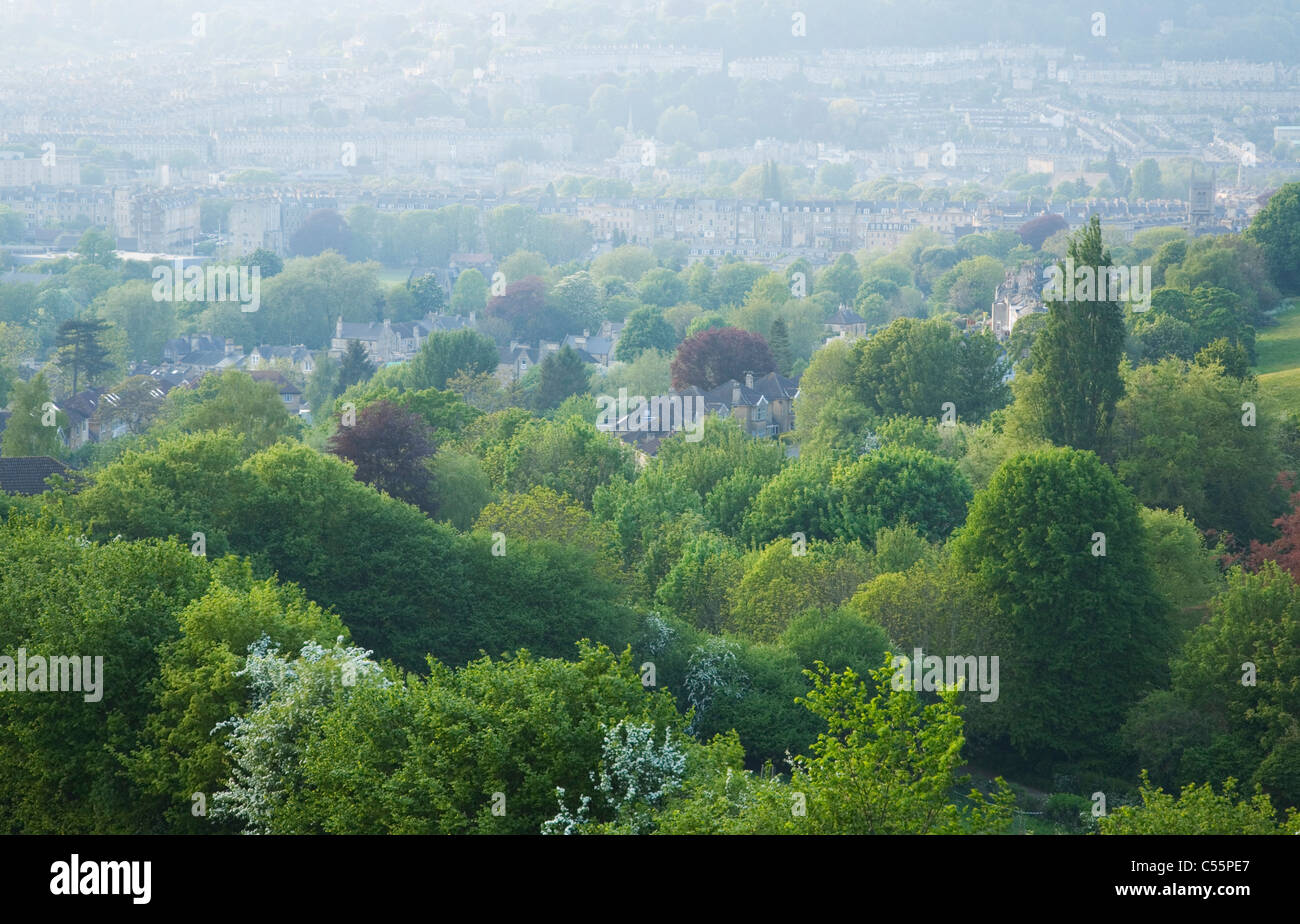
[670,325,775,390]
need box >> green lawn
[1259,366,1300,413]
[1255,299,1300,375]
[1255,299,1300,413]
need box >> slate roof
[251,344,312,363]
[751,370,800,401]
[426,314,473,333]
[337,321,383,341]
[0,456,77,496]
[60,389,103,423]
[702,379,767,409]
[562,334,613,356]
[249,370,302,395]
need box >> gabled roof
[0,456,77,496]
[61,389,103,422]
[180,349,230,368]
[828,306,866,326]
[252,344,312,362]
[249,370,302,395]
[703,379,768,408]
[426,314,473,332]
[499,343,533,364]
[752,370,800,401]
[337,321,383,341]
[563,334,613,356]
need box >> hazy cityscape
[1,1,1299,893]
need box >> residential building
[989,264,1046,339]
[249,370,304,414]
[247,344,315,376]
[827,306,868,340]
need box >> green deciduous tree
[0,522,211,833]
[818,253,861,306]
[1123,562,1300,809]
[950,447,1173,764]
[636,267,686,308]
[162,369,297,453]
[401,328,498,392]
[451,268,489,315]
[615,307,677,362]
[1245,182,1300,295]
[1099,771,1293,835]
[654,533,743,633]
[1139,505,1223,616]
[96,280,176,364]
[1110,358,1283,542]
[831,444,972,544]
[410,273,447,315]
[850,318,1007,423]
[725,538,872,642]
[1,372,63,458]
[741,456,837,546]
[791,661,1015,834]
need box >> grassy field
[1256,299,1300,413]
[376,267,413,285]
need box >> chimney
[225,338,235,356]
[744,371,753,389]
[732,384,742,405]
[469,311,477,326]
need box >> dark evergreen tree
[768,317,792,376]
[337,339,376,391]
[55,317,114,395]
[534,345,590,412]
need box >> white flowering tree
[212,635,385,834]
[682,637,746,734]
[544,719,688,835]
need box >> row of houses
[14,293,909,464]
[496,325,622,383]
[608,369,801,458]
[328,313,479,364]
[48,365,306,452]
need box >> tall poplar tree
[1019,214,1126,453]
